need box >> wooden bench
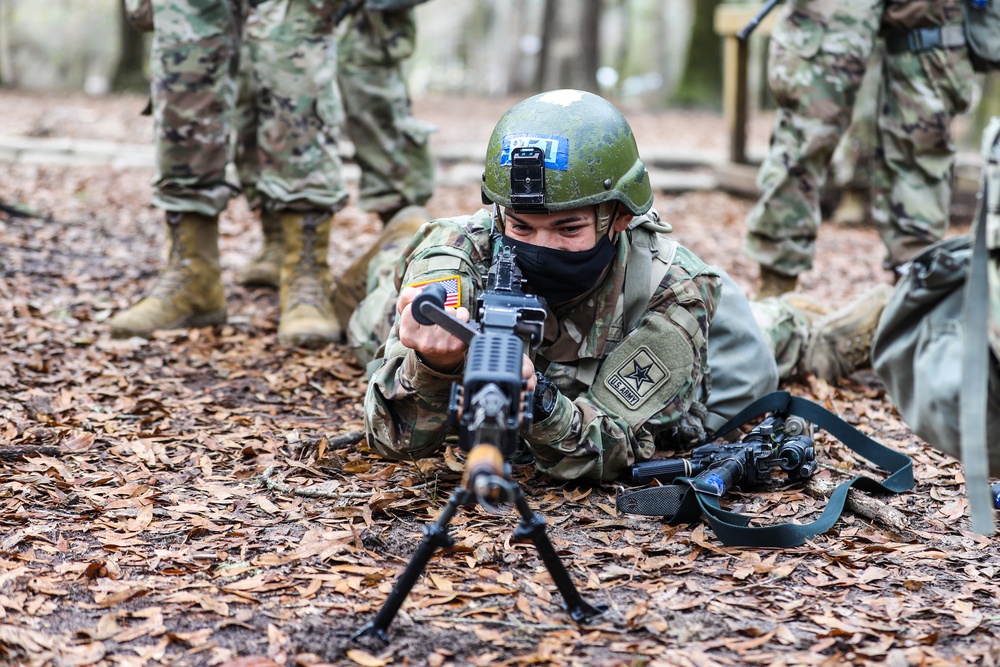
[714,3,778,165]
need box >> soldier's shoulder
[413,209,492,255]
[669,244,719,281]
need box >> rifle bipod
[352,445,606,643]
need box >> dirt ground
[1,90,998,667]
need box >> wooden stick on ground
[805,476,912,536]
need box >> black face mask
[501,233,616,306]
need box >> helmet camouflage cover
[482,89,653,217]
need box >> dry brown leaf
[345,649,392,667]
[217,657,282,667]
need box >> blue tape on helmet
[500,133,570,171]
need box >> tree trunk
[0,0,14,87]
[112,1,148,93]
[535,0,600,92]
[534,0,557,91]
[578,0,600,92]
[671,0,722,108]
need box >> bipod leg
[352,487,472,643]
[510,484,606,623]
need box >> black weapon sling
[616,390,914,547]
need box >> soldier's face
[502,207,599,252]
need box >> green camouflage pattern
[746,0,974,275]
[748,295,811,380]
[149,0,349,217]
[337,7,435,216]
[363,209,721,482]
[234,34,264,210]
[870,29,974,268]
[831,44,881,190]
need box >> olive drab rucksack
[872,117,1000,536]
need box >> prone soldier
[339,90,892,482]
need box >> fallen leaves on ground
[1,91,998,667]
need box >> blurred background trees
[0,0,720,108]
[0,0,991,135]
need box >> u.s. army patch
[407,275,461,308]
[604,346,669,408]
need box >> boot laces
[286,220,329,311]
[149,221,191,300]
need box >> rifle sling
[617,390,915,548]
[962,147,995,536]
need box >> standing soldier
[746,0,975,297]
[110,0,349,348]
[238,0,436,291]
[337,1,435,224]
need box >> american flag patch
[408,275,461,308]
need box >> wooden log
[805,476,912,536]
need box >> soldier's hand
[397,286,471,373]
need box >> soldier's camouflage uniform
[746,0,975,275]
[233,4,435,217]
[336,6,435,218]
[147,0,348,217]
[360,209,812,483]
[831,43,882,193]
[130,0,433,219]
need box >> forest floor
[1,89,998,667]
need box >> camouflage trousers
[149,0,348,217]
[337,7,435,217]
[831,42,882,190]
[746,0,975,275]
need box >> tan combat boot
[332,205,431,327]
[802,284,894,382]
[108,212,226,338]
[237,209,283,288]
[758,265,798,299]
[278,211,341,348]
[831,189,869,227]
[779,292,829,326]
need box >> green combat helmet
[481,89,653,234]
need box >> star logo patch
[604,346,668,408]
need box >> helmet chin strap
[491,203,504,234]
[596,202,613,236]
[598,200,625,239]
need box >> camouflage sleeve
[522,246,722,482]
[363,212,492,460]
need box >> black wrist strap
[617,391,914,547]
